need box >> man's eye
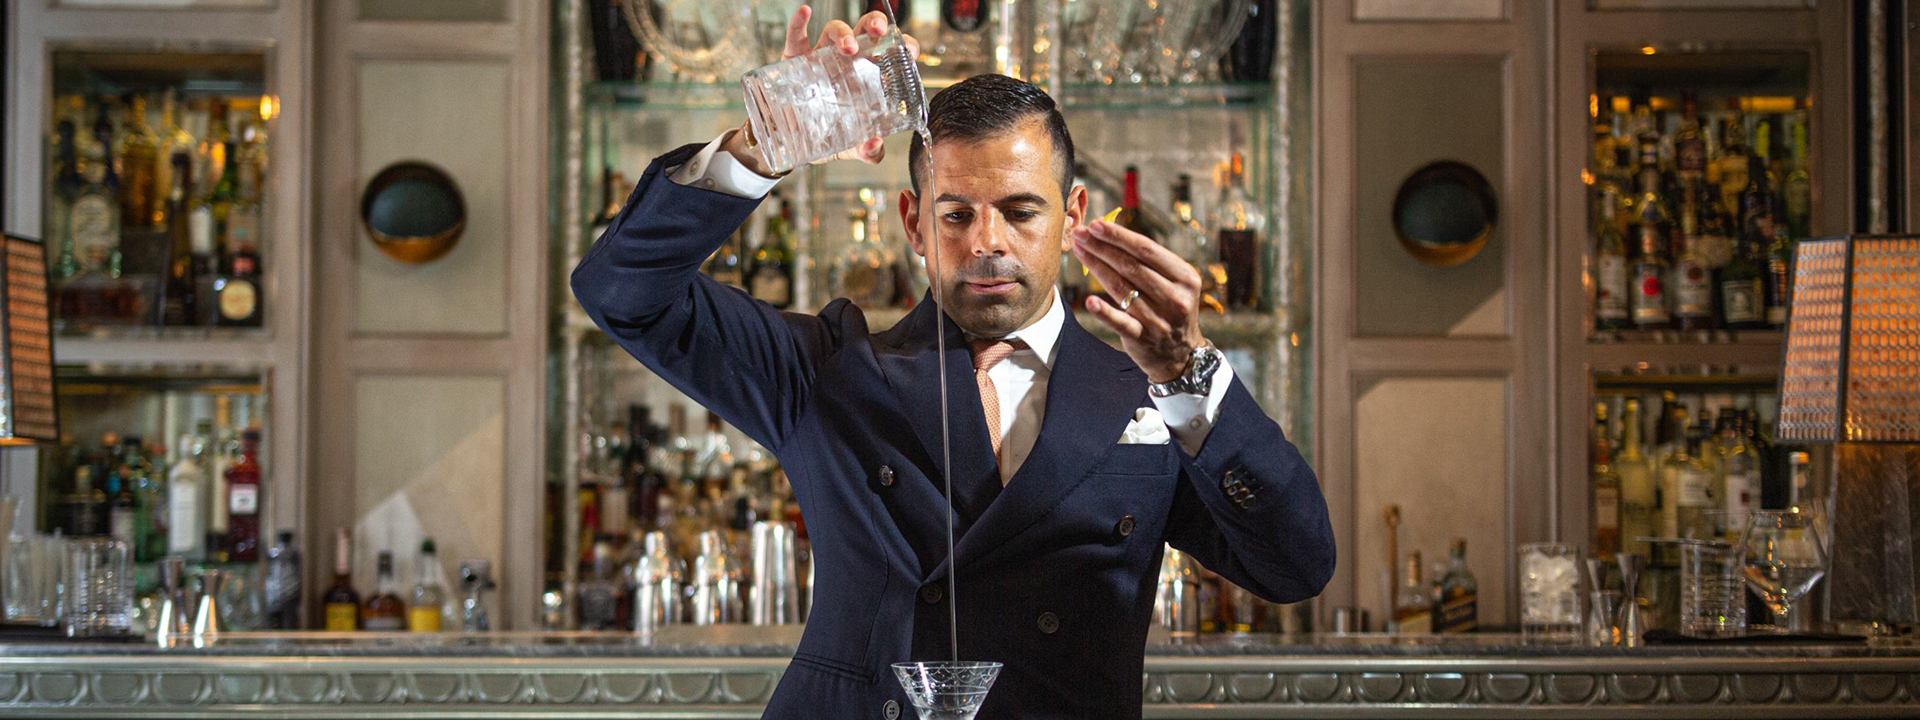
[942,211,971,223]
[1005,210,1038,222]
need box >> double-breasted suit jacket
[571,143,1335,719]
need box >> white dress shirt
[668,130,1235,475]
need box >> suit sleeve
[1164,377,1335,604]
[569,143,838,453]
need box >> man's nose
[966,211,1008,257]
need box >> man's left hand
[1071,220,1208,384]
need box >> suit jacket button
[878,465,896,487]
[1037,611,1060,634]
[883,699,900,719]
[920,584,944,604]
[1115,515,1136,539]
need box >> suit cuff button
[1037,611,1060,634]
[1114,515,1136,540]
[877,465,896,487]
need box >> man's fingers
[1072,225,1188,316]
[1083,295,1145,339]
[1084,220,1202,288]
[1072,241,1134,306]
[816,20,857,55]
[782,5,813,59]
[859,137,886,164]
[853,10,889,38]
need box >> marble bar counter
[0,627,1916,718]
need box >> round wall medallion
[1391,160,1497,267]
[361,161,465,265]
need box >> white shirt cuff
[667,128,783,199]
[1152,358,1234,457]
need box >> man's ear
[899,188,926,257]
[1061,183,1088,253]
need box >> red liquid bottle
[225,429,263,561]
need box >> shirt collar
[998,288,1064,369]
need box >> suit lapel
[928,311,1146,582]
[874,298,1003,529]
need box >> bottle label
[219,278,258,321]
[71,194,117,257]
[1721,278,1762,323]
[1673,262,1713,317]
[1396,608,1432,635]
[230,485,259,515]
[1725,470,1759,527]
[408,606,442,632]
[1632,264,1668,323]
[1593,486,1620,531]
[110,507,136,546]
[1678,469,1713,506]
[363,615,404,631]
[1435,595,1478,633]
[325,603,359,631]
[1595,256,1628,319]
[167,482,202,553]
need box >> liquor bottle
[222,114,264,269]
[1393,551,1433,634]
[1715,409,1759,538]
[166,434,207,560]
[627,405,665,529]
[361,551,406,631]
[1660,425,1715,547]
[1433,539,1478,633]
[1629,140,1672,330]
[1221,0,1275,82]
[321,528,362,630]
[1592,402,1622,559]
[1169,175,1225,314]
[208,240,263,327]
[750,199,796,309]
[154,90,198,209]
[577,540,627,630]
[1786,451,1813,509]
[1782,117,1812,240]
[207,105,238,258]
[1617,399,1656,559]
[408,538,449,632]
[941,0,988,32]
[49,115,85,279]
[1719,213,1767,329]
[118,94,162,231]
[1212,155,1265,310]
[1674,92,1706,185]
[264,531,302,629]
[588,0,643,82]
[1593,192,1630,331]
[124,437,167,562]
[108,460,138,546]
[1114,165,1150,238]
[162,152,198,325]
[73,101,122,276]
[831,206,893,308]
[1739,136,1777,278]
[703,227,747,291]
[1672,228,1716,330]
[206,400,235,556]
[224,429,262,562]
[67,466,107,537]
[1714,112,1750,214]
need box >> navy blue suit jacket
[571,144,1335,720]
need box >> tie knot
[969,339,1017,372]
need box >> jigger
[750,521,800,625]
[154,557,192,647]
[1617,553,1648,648]
[192,569,225,648]
[689,530,742,625]
[632,531,682,633]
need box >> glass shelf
[588,80,1272,113]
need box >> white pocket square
[1118,407,1172,445]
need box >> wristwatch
[1148,343,1222,398]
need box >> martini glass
[892,661,1002,720]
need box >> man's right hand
[722,5,919,177]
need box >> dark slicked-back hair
[908,74,1075,199]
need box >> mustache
[948,256,1028,283]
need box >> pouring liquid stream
[917,126,961,665]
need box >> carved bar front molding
[0,654,1915,718]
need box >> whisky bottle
[1592,402,1622,559]
[1433,539,1478,633]
[1393,551,1433,634]
[1592,199,1629,331]
[750,199,796,309]
[73,100,122,276]
[1211,155,1265,310]
[408,538,449,632]
[1629,139,1672,330]
[208,243,263,327]
[1719,215,1766,329]
[1673,92,1706,185]
[223,430,262,562]
[362,551,406,631]
[118,94,162,231]
[322,528,362,630]
[1617,399,1656,559]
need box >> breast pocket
[1090,443,1176,477]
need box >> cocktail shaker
[1152,546,1201,632]
[749,521,800,625]
[632,531,682,633]
[689,530,741,625]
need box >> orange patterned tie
[969,339,1018,457]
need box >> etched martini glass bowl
[892,661,1002,720]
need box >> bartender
[570,7,1333,719]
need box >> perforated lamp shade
[1776,236,1920,444]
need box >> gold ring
[1119,289,1140,310]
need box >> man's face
[900,120,1087,338]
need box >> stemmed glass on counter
[1737,508,1830,632]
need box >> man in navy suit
[571,9,1333,718]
